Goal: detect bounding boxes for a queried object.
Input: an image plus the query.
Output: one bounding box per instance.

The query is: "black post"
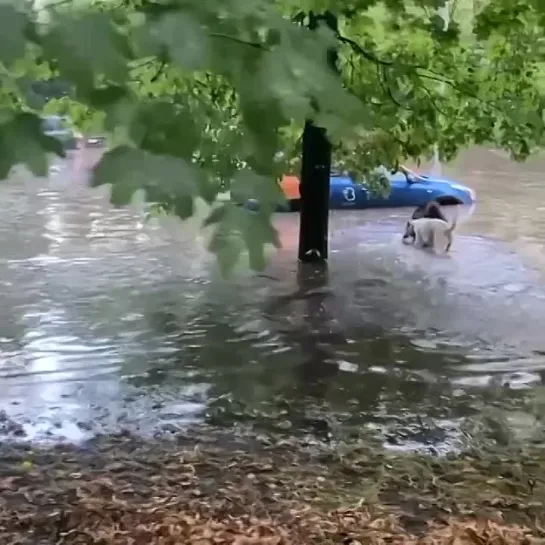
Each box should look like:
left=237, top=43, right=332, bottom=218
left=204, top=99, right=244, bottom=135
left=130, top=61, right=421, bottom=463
left=297, top=121, right=332, bottom=262
left=297, top=11, right=338, bottom=263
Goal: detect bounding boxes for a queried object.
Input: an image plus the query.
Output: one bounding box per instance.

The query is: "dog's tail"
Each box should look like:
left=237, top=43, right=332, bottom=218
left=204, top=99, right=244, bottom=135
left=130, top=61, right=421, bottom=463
left=446, top=211, right=458, bottom=233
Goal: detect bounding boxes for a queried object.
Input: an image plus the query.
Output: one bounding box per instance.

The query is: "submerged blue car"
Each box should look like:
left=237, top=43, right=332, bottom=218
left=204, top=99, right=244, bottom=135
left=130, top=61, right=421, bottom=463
left=246, top=165, right=476, bottom=212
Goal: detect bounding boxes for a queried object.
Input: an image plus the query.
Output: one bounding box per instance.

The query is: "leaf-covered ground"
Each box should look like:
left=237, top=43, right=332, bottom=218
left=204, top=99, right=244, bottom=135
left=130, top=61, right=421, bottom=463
left=1, top=428, right=545, bottom=544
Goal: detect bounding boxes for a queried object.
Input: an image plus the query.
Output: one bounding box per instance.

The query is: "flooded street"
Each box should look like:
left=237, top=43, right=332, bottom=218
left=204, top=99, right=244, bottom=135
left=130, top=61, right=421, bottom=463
left=1, top=146, right=545, bottom=450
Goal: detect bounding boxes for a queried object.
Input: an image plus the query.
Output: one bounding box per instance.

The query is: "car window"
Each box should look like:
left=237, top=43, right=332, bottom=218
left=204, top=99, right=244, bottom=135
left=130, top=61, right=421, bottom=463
left=330, top=166, right=394, bottom=184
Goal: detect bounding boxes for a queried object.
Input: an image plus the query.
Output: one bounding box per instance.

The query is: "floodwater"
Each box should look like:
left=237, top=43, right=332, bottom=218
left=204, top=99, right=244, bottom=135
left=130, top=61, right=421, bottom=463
left=1, top=146, right=545, bottom=450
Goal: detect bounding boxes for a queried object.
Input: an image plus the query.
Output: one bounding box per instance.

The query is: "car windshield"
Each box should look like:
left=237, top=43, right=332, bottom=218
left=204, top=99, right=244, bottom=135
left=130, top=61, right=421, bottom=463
left=330, top=167, right=389, bottom=178
left=398, top=165, right=427, bottom=182
left=42, top=116, right=70, bottom=132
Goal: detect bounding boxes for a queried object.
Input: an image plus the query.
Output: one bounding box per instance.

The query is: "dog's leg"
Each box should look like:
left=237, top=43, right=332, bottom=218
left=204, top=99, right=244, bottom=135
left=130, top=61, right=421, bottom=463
left=416, top=225, right=428, bottom=249
left=413, top=228, right=423, bottom=247
left=410, top=235, right=427, bottom=247
left=430, top=230, right=448, bottom=255
left=445, top=232, right=452, bottom=252
left=436, top=231, right=452, bottom=255
left=402, top=222, right=414, bottom=244
left=430, top=231, right=440, bottom=254
left=415, top=227, right=428, bottom=249
left=436, top=232, right=449, bottom=255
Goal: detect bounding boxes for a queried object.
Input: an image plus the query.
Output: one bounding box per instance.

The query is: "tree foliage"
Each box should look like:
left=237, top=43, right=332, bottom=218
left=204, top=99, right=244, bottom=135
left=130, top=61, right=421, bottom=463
left=0, top=0, right=544, bottom=271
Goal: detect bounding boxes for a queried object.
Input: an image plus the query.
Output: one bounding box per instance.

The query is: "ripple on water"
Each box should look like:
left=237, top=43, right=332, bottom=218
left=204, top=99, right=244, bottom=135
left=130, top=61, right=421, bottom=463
left=0, top=160, right=544, bottom=450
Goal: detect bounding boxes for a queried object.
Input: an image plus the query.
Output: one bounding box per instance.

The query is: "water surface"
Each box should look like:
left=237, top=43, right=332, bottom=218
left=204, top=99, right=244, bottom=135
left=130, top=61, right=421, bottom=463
left=1, top=147, right=544, bottom=450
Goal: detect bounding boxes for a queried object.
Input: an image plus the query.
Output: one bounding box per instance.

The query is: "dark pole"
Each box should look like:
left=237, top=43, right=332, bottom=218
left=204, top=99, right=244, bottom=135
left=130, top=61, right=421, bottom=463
left=297, top=11, right=338, bottom=263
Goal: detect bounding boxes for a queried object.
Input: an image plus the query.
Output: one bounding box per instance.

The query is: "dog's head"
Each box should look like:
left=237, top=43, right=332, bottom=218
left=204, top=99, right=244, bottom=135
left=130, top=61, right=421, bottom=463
left=411, top=205, right=428, bottom=220
left=402, top=220, right=416, bottom=243
left=412, top=200, right=447, bottom=222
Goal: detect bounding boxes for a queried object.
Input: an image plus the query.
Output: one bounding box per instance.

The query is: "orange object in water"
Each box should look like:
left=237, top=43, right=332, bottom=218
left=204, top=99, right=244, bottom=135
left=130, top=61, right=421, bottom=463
left=280, top=175, right=301, bottom=200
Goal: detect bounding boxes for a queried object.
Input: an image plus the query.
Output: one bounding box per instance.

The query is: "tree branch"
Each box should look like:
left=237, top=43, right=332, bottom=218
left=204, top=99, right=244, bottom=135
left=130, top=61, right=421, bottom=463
left=337, top=31, right=507, bottom=116
left=379, top=65, right=411, bottom=109
left=419, top=83, right=449, bottom=118
left=414, top=69, right=504, bottom=114
left=337, top=32, right=464, bottom=89
left=209, top=33, right=266, bottom=50
left=337, top=35, right=393, bottom=66
left=150, top=59, right=166, bottom=82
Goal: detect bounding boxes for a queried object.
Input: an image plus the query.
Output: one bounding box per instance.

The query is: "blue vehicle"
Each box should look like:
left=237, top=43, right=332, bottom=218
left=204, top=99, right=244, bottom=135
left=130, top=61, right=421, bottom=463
left=285, top=166, right=475, bottom=211
left=246, top=165, right=476, bottom=212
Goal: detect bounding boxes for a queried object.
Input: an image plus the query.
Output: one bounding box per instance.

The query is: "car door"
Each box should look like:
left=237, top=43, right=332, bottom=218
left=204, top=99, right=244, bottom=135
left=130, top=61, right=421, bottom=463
left=330, top=176, right=369, bottom=209
left=384, top=173, right=415, bottom=207
left=360, top=171, right=395, bottom=208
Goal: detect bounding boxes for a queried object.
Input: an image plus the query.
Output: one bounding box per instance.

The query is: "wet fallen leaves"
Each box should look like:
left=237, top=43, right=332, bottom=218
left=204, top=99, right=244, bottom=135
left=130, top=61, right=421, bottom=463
left=0, top=431, right=544, bottom=544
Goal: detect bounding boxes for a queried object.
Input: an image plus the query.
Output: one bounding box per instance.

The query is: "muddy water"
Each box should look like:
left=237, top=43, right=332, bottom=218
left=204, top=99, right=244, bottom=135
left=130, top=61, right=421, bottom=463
left=0, top=147, right=544, bottom=449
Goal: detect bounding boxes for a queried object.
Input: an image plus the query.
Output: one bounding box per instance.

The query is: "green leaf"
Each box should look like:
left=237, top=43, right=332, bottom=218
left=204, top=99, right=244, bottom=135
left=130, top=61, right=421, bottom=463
left=230, top=169, right=286, bottom=210
left=91, top=145, right=203, bottom=209
left=210, top=230, right=245, bottom=276
left=0, top=4, right=27, bottom=66
left=203, top=204, right=228, bottom=228
left=0, top=112, right=65, bottom=179
left=129, top=100, right=200, bottom=160
left=150, top=11, right=211, bottom=71
left=173, top=195, right=195, bottom=220
left=206, top=202, right=280, bottom=275
left=41, top=11, right=130, bottom=93
left=86, top=85, right=128, bottom=109
left=206, top=204, right=245, bottom=275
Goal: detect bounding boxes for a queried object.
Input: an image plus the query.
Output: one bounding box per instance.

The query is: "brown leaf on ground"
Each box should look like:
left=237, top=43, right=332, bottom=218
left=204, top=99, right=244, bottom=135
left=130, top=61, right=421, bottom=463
left=0, top=431, right=544, bottom=544
left=413, top=518, right=538, bottom=545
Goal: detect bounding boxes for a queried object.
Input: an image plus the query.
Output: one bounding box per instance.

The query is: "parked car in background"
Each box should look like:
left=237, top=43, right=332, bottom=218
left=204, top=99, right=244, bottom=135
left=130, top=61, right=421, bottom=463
left=41, top=115, right=82, bottom=150
left=269, top=165, right=476, bottom=212
left=83, top=135, right=107, bottom=148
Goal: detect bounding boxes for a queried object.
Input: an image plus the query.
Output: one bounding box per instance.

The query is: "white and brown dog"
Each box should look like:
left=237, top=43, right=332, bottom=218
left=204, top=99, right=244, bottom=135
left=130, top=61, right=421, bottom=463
left=402, top=200, right=448, bottom=244
left=403, top=216, right=457, bottom=254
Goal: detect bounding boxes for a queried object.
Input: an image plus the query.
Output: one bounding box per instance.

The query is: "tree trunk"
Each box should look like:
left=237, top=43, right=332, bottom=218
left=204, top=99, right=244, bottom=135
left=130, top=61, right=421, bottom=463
left=297, top=11, right=338, bottom=264
left=297, top=120, right=332, bottom=262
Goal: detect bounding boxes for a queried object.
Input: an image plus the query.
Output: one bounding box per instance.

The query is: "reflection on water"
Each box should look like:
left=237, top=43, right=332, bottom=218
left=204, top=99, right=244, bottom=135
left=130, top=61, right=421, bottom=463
left=0, top=147, right=545, bottom=449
